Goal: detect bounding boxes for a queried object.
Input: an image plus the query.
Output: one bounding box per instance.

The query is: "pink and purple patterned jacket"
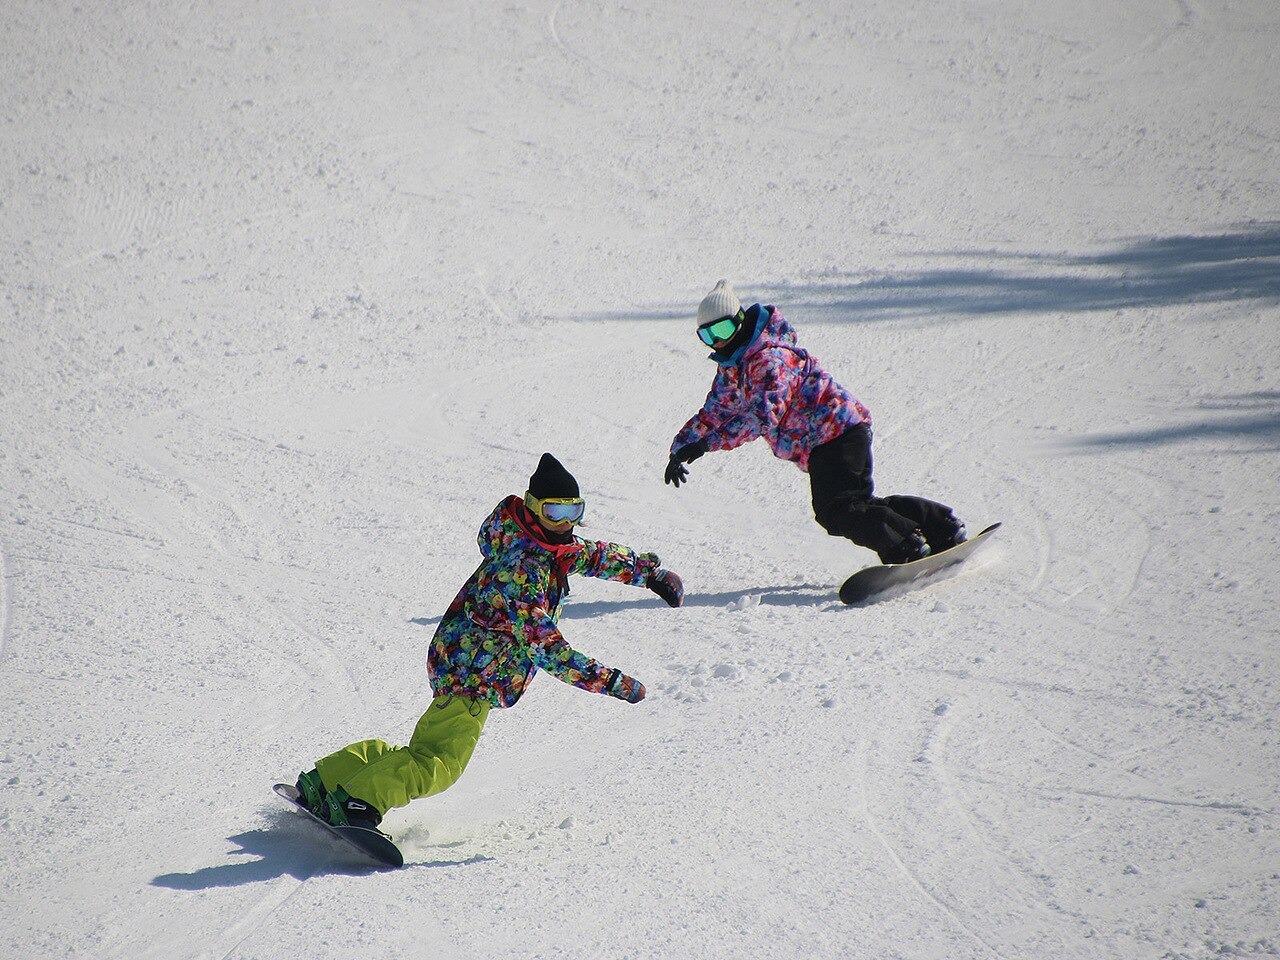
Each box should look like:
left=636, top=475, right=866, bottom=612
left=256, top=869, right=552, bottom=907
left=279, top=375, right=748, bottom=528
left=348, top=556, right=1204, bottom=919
left=428, top=496, right=659, bottom=708
left=671, top=305, right=871, bottom=472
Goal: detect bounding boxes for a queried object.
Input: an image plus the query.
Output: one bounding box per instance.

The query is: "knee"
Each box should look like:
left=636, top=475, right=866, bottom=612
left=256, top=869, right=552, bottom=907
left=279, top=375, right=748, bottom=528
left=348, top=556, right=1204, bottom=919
left=815, top=494, right=876, bottom=539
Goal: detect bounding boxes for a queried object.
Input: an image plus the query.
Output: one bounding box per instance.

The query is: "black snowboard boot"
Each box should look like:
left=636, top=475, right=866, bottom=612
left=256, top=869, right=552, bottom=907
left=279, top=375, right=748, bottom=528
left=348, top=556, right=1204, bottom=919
left=879, top=529, right=931, bottom=565
left=927, top=516, right=968, bottom=555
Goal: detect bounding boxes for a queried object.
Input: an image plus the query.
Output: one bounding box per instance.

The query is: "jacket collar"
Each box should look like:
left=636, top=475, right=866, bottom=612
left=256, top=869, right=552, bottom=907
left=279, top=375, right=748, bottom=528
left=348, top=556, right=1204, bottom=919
left=506, top=497, right=580, bottom=559
left=709, top=303, right=769, bottom=366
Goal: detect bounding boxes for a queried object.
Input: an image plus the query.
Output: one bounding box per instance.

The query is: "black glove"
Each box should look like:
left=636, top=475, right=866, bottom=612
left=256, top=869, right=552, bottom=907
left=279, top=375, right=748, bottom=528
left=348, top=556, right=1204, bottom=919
left=646, top=569, right=684, bottom=607
left=605, top=669, right=646, bottom=703
left=676, top=439, right=708, bottom=463
left=663, top=439, right=708, bottom=487
left=664, top=457, right=688, bottom=486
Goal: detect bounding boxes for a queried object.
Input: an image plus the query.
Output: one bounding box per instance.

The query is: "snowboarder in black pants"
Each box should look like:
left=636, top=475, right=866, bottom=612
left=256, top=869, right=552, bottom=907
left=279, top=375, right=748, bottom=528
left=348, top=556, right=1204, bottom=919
left=665, top=280, right=966, bottom=564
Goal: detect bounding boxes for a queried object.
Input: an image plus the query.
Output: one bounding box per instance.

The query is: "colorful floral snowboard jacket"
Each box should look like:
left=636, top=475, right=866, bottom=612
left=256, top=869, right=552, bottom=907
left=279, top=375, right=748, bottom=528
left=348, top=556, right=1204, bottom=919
left=428, top=496, right=660, bottom=708
left=671, top=305, right=871, bottom=472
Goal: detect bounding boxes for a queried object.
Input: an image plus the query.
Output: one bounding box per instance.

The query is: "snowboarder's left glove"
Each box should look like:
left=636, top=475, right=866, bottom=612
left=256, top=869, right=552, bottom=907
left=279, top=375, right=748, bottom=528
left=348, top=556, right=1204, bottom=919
left=605, top=669, right=646, bottom=703
left=646, top=569, right=684, bottom=607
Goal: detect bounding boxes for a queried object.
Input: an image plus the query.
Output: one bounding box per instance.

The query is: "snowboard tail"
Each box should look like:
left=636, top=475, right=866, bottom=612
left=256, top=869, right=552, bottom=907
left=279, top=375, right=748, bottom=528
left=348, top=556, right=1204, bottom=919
left=273, top=783, right=404, bottom=868
left=840, top=522, right=1002, bottom=605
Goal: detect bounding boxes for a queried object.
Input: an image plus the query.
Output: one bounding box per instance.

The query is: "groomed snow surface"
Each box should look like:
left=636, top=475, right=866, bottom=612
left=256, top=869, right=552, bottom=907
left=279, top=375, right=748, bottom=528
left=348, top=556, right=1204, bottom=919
left=2, top=1, right=1278, bottom=958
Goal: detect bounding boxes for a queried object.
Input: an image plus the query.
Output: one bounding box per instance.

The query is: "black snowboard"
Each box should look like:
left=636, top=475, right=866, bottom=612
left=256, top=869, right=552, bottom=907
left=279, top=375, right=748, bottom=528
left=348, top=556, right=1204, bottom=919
left=839, top=522, right=1002, bottom=605
left=273, top=783, right=404, bottom=868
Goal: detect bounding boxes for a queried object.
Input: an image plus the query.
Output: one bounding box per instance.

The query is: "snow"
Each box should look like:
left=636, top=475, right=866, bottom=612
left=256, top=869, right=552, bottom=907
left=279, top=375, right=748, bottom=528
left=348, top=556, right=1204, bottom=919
left=2, top=0, right=1278, bottom=957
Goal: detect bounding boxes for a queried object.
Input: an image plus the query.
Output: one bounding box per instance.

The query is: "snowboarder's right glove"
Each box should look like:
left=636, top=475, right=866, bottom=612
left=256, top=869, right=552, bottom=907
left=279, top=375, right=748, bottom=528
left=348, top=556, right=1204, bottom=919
left=605, top=669, right=646, bottom=703
left=664, top=439, right=708, bottom=487
left=664, top=457, right=688, bottom=486
left=646, top=569, right=684, bottom=607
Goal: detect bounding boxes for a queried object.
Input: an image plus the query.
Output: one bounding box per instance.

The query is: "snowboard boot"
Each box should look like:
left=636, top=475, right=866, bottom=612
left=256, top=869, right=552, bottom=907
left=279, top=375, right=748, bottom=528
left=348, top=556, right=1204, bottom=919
left=323, top=786, right=383, bottom=831
left=296, top=768, right=328, bottom=817
left=927, top=517, right=968, bottom=555
left=879, top=529, right=931, bottom=565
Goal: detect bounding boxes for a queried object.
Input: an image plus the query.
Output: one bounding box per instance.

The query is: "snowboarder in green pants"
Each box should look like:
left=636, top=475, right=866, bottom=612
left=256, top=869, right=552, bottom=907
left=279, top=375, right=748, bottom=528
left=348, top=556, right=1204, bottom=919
left=295, top=453, right=685, bottom=831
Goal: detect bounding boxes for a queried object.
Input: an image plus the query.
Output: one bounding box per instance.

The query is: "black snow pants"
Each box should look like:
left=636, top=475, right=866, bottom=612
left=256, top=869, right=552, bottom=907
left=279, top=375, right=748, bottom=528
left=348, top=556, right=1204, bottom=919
left=808, top=423, right=958, bottom=560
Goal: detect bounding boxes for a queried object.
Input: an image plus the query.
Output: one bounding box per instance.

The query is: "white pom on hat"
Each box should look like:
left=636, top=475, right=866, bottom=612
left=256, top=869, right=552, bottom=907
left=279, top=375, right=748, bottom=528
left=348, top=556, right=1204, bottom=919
left=696, top=279, right=742, bottom=326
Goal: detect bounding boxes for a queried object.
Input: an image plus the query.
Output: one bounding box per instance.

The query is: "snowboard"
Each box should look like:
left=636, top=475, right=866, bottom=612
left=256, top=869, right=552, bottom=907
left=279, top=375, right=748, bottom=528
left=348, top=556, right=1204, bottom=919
left=272, top=783, right=404, bottom=868
left=839, top=522, right=1002, bottom=605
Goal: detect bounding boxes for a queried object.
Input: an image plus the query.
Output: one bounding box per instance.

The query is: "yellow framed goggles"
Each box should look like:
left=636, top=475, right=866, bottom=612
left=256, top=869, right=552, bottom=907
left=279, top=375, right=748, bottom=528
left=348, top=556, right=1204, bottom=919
left=525, top=491, right=585, bottom=525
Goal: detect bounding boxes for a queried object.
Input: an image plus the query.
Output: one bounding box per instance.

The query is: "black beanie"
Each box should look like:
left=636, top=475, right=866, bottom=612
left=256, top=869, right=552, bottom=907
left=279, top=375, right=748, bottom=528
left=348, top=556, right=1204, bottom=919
left=528, top=453, right=579, bottom=499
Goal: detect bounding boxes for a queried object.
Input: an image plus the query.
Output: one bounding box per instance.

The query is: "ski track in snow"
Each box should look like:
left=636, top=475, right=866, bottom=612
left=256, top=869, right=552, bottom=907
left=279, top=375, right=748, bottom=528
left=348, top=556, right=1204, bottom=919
left=857, top=733, right=1013, bottom=959
left=930, top=706, right=1104, bottom=956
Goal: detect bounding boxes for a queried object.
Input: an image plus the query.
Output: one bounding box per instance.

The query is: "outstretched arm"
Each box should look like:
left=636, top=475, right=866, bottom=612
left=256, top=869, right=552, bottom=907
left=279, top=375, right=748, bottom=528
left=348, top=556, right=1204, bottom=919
left=570, top=543, right=684, bottom=607
left=522, top=606, right=646, bottom=702
left=665, top=366, right=766, bottom=486
left=668, top=367, right=743, bottom=456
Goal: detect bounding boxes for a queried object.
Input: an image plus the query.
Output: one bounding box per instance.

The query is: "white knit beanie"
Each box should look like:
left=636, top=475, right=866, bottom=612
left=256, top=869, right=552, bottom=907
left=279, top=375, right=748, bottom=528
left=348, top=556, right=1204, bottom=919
left=696, top=279, right=742, bottom=326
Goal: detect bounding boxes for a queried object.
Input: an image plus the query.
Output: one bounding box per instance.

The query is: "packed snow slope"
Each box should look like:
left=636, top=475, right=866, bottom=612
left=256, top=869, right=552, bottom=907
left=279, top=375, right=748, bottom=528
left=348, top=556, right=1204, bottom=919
left=2, top=1, right=1278, bottom=958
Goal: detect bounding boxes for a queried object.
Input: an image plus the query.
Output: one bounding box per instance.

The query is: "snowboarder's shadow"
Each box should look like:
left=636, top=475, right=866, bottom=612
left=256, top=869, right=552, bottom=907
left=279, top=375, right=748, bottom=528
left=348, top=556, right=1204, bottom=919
left=409, top=584, right=834, bottom=630
left=561, top=584, right=836, bottom=617
left=151, top=813, right=492, bottom=889
left=151, top=828, right=379, bottom=890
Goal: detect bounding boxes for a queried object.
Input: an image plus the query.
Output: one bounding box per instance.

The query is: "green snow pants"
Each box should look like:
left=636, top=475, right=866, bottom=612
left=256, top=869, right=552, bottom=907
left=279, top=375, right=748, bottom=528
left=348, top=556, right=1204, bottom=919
left=315, top=695, right=490, bottom=814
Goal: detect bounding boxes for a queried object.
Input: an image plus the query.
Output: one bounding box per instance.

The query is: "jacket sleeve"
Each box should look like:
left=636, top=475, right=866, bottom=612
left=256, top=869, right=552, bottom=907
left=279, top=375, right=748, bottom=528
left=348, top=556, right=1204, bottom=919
left=568, top=541, right=661, bottom=585
left=670, top=367, right=759, bottom=455
left=520, top=601, right=619, bottom=695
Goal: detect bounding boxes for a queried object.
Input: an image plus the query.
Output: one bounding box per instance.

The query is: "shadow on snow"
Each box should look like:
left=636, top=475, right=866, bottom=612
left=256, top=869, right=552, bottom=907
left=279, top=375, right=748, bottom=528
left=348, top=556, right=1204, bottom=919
left=575, top=225, right=1280, bottom=454
left=1060, top=391, right=1280, bottom=453
left=151, top=820, right=385, bottom=889
left=150, top=812, right=491, bottom=889
left=578, top=223, right=1280, bottom=324
left=408, top=584, right=842, bottom=631
left=561, top=584, right=839, bottom=618
left=795, top=225, right=1280, bottom=320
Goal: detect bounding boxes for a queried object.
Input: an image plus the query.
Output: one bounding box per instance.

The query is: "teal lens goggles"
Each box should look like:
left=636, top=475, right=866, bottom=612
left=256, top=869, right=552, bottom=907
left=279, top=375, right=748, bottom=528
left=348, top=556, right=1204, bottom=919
left=697, top=311, right=743, bottom=347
